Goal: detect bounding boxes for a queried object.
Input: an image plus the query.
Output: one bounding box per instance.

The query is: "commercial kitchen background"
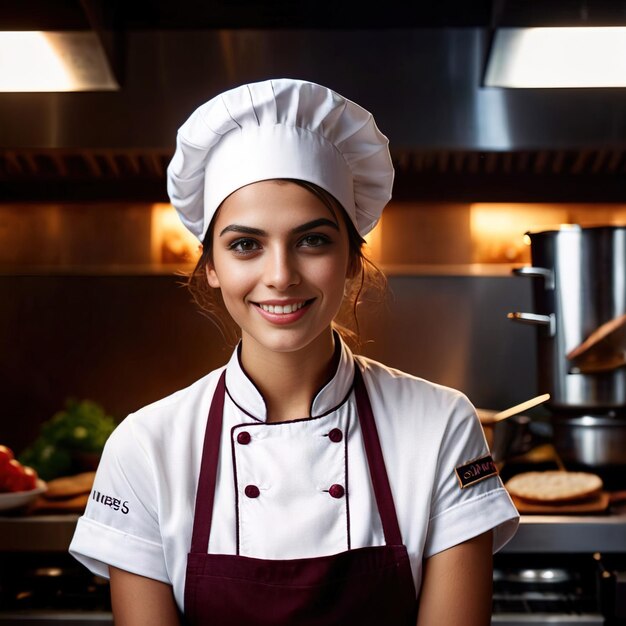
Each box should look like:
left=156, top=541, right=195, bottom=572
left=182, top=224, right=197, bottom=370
left=2, top=0, right=626, bottom=453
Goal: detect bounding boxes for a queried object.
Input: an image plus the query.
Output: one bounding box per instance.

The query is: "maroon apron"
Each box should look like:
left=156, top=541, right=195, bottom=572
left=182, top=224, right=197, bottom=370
left=183, top=364, right=417, bottom=625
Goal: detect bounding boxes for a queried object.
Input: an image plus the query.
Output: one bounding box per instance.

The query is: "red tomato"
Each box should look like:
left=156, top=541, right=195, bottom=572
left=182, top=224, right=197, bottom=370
left=20, top=466, right=38, bottom=491
left=0, top=448, right=15, bottom=492
left=0, top=445, right=14, bottom=471
left=3, top=459, right=27, bottom=493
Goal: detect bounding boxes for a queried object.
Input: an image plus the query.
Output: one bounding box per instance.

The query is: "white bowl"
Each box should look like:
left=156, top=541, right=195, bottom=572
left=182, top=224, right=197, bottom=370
left=0, top=479, right=47, bottom=512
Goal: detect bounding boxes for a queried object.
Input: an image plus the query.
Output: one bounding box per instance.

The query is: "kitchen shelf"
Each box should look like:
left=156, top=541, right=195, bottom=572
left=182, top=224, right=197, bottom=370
left=0, top=264, right=196, bottom=276
left=382, top=263, right=520, bottom=277
left=0, top=263, right=521, bottom=278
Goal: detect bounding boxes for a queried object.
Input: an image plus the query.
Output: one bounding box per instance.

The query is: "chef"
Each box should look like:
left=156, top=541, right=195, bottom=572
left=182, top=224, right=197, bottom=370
left=69, top=78, right=520, bottom=625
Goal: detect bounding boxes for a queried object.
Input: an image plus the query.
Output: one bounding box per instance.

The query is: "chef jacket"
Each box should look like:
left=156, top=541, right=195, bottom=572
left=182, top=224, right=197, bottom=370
left=69, top=336, right=520, bottom=612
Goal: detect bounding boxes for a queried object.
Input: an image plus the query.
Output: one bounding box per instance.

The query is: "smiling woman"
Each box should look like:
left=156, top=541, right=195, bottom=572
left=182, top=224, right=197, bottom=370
left=68, top=78, right=520, bottom=626
left=188, top=178, right=383, bottom=349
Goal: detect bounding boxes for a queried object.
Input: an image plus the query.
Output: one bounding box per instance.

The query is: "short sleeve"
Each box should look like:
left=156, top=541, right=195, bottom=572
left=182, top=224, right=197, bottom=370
left=68, top=415, right=170, bottom=583
left=423, top=395, right=519, bottom=558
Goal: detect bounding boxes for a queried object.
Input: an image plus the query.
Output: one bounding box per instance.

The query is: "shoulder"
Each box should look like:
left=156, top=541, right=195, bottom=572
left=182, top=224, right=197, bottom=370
left=355, top=354, right=474, bottom=418
left=353, top=354, right=480, bottom=455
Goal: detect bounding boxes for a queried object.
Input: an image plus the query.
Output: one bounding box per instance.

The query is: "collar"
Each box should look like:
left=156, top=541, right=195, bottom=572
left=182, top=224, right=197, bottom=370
left=224, top=332, right=356, bottom=423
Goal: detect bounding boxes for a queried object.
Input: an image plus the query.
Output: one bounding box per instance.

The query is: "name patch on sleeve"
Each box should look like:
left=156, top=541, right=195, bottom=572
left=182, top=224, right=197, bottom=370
left=455, top=454, right=498, bottom=489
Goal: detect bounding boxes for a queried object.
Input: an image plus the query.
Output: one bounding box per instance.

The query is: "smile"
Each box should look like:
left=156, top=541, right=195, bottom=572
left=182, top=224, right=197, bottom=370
left=258, top=301, right=308, bottom=315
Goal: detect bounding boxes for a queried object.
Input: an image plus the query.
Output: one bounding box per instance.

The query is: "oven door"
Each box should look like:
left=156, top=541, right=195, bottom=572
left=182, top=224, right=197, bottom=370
left=491, top=559, right=606, bottom=626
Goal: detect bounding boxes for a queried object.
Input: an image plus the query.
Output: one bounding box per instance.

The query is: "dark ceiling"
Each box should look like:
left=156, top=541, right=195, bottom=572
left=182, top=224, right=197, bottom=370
left=0, top=0, right=489, bottom=29
left=3, top=0, right=626, bottom=31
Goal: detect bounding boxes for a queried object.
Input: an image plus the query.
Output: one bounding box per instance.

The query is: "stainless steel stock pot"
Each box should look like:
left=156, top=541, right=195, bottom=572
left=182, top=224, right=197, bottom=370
left=509, top=224, right=626, bottom=414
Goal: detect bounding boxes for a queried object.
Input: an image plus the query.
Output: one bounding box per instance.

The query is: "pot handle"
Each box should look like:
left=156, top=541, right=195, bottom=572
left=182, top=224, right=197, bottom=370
left=507, top=312, right=556, bottom=336
left=512, top=266, right=555, bottom=290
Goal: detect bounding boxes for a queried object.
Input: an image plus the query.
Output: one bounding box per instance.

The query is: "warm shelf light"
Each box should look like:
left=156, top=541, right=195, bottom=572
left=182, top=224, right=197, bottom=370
left=485, top=27, right=626, bottom=88
left=470, top=204, right=569, bottom=263
left=0, top=31, right=119, bottom=92
left=151, top=204, right=202, bottom=265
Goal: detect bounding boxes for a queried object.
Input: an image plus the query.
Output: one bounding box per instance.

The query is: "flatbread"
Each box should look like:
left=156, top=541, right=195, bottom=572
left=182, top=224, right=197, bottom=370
left=44, top=471, right=96, bottom=499
left=505, top=470, right=603, bottom=503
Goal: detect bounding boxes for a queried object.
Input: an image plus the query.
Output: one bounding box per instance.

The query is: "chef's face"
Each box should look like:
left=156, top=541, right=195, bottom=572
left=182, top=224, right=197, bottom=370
left=206, top=180, right=353, bottom=357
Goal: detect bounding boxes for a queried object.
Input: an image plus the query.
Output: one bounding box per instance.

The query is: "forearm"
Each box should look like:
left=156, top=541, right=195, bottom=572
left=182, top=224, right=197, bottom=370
left=416, top=531, right=493, bottom=626
left=110, top=566, right=182, bottom=626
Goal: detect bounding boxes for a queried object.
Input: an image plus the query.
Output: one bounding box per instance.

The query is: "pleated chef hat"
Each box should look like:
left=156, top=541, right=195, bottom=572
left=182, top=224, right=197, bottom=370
left=166, top=78, right=394, bottom=241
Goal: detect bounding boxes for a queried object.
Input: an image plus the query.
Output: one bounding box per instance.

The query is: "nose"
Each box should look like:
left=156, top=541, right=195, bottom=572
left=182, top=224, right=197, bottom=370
left=263, top=246, right=300, bottom=290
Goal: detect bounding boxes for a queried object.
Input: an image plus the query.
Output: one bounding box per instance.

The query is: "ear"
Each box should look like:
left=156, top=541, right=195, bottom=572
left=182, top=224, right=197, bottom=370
left=205, top=264, right=221, bottom=288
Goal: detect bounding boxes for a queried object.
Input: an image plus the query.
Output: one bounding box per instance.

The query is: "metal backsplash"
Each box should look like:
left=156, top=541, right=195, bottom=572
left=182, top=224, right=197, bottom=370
left=0, top=271, right=536, bottom=454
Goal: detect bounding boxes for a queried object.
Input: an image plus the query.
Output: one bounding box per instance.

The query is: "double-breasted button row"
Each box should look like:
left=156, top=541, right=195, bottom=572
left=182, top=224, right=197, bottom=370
left=243, top=483, right=345, bottom=499
left=238, top=429, right=343, bottom=445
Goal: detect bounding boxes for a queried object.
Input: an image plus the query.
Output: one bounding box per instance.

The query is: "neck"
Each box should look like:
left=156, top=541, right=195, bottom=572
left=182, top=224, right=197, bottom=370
left=240, top=329, right=337, bottom=422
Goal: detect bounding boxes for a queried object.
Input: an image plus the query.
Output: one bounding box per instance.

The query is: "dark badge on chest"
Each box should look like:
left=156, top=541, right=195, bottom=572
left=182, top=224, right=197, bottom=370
left=455, top=454, right=498, bottom=489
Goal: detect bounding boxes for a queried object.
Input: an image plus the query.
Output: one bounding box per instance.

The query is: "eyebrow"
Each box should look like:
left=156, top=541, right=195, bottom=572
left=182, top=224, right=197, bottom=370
left=219, top=218, right=339, bottom=237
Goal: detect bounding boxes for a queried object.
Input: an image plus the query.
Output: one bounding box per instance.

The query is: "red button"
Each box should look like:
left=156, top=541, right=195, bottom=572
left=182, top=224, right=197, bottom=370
left=245, top=485, right=260, bottom=498
left=328, top=484, right=345, bottom=498
left=237, top=431, right=251, bottom=445
left=328, top=428, right=343, bottom=443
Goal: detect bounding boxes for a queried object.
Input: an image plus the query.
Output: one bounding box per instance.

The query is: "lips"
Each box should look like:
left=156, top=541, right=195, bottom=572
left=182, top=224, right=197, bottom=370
left=258, top=301, right=307, bottom=315
left=253, top=299, right=314, bottom=323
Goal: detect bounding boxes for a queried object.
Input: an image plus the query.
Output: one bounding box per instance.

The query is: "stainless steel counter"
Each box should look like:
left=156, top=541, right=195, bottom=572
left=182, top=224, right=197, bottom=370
left=0, top=515, right=80, bottom=552
left=502, top=508, right=626, bottom=554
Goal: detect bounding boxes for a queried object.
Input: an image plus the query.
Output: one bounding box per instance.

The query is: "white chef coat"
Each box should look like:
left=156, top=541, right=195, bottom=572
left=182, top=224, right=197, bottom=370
left=69, top=336, right=519, bottom=611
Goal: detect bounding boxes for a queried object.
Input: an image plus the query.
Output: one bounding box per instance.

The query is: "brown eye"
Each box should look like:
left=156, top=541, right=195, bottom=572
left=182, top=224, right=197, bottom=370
left=299, top=234, right=330, bottom=248
left=228, top=238, right=261, bottom=254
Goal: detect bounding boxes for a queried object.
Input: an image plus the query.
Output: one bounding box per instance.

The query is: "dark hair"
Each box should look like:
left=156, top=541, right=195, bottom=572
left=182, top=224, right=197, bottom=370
left=185, top=179, right=387, bottom=350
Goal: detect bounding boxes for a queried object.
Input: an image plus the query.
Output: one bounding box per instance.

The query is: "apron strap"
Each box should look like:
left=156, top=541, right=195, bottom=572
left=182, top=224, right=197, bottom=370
left=190, top=370, right=226, bottom=554
left=352, top=364, right=404, bottom=547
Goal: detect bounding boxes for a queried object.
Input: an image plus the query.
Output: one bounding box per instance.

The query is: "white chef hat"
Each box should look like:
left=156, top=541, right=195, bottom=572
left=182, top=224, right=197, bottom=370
left=166, top=78, right=394, bottom=241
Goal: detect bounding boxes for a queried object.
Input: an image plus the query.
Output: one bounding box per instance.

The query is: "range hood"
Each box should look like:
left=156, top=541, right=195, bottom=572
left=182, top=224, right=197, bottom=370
left=1, top=3, right=626, bottom=202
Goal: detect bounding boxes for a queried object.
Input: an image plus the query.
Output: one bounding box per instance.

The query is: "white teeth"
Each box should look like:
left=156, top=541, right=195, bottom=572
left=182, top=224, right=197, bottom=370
left=259, top=302, right=306, bottom=314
